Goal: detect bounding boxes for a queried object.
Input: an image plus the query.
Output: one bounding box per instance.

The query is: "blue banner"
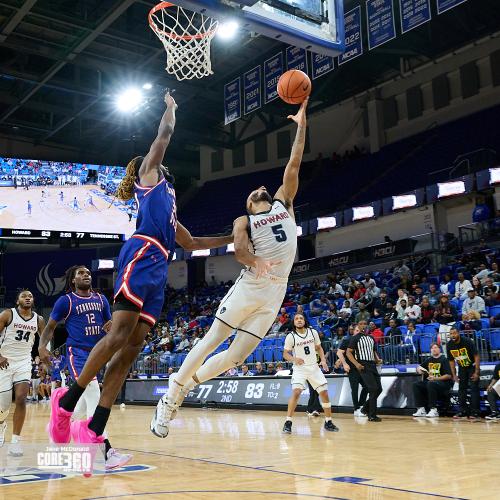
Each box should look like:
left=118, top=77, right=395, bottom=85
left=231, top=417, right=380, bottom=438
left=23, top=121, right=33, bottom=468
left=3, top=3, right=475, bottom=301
left=399, top=0, right=431, bottom=33
left=286, top=46, right=308, bottom=73
left=311, top=53, right=335, bottom=79
left=224, top=77, right=241, bottom=125
left=338, top=6, right=363, bottom=65
left=264, top=52, right=283, bottom=104
left=436, top=0, right=467, bottom=15
left=366, top=0, right=396, bottom=50
left=243, top=66, right=262, bottom=115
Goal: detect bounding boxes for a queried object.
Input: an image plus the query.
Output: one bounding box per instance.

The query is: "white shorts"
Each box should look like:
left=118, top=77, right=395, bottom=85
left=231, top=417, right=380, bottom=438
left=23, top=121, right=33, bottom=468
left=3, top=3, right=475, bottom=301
left=291, top=364, right=328, bottom=392
left=0, top=358, right=31, bottom=393
left=215, top=270, right=287, bottom=339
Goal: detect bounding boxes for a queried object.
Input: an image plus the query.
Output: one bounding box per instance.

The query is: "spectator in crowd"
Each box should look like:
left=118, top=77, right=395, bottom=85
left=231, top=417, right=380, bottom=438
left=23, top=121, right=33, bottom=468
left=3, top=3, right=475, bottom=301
left=365, top=282, right=381, bottom=301
left=167, top=367, right=174, bottom=378
left=472, top=196, right=491, bottom=223
left=254, top=362, right=267, bottom=376
left=490, top=261, right=500, bottom=281
left=394, top=261, right=411, bottom=280
left=327, top=277, right=344, bottom=297
left=175, top=334, right=190, bottom=352
left=128, top=370, right=139, bottom=379
left=434, top=296, right=456, bottom=325
left=266, top=363, right=276, bottom=376
left=368, top=321, right=384, bottom=345
left=355, top=303, right=371, bottom=323
left=447, top=327, right=480, bottom=420
left=275, top=362, right=285, bottom=374
left=385, top=319, right=401, bottom=343
left=471, top=276, right=482, bottom=295
left=412, top=343, right=453, bottom=418
left=340, top=272, right=354, bottom=291
left=353, top=283, right=366, bottom=302
left=427, top=283, right=441, bottom=306
left=240, top=365, right=253, bottom=376
left=396, top=299, right=407, bottom=322
left=420, top=297, right=435, bottom=324
left=338, top=300, right=352, bottom=321
left=404, top=296, right=421, bottom=323
left=373, top=289, right=389, bottom=318
left=224, top=367, right=238, bottom=376
left=396, top=289, right=408, bottom=309
left=412, top=286, right=425, bottom=305
left=454, top=272, right=473, bottom=300
left=362, top=274, right=376, bottom=289
left=460, top=310, right=482, bottom=332
left=486, top=362, right=500, bottom=420
left=482, top=277, right=499, bottom=297
left=474, top=263, right=490, bottom=284
left=439, top=274, right=453, bottom=296
left=400, top=323, right=418, bottom=363
left=462, top=289, right=486, bottom=317
left=310, top=296, right=331, bottom=317
left=382, top=302, right=398, bottom=329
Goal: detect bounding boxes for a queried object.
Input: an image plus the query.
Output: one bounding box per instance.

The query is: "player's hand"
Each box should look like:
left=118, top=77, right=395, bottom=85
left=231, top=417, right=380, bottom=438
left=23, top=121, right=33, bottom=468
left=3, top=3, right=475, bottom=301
left=287, top=97, right=308, bottom=126
left=294, top=357, right=305, bottom=366
left=428, top=375, right=436, bottom=381
left=165, top=92, right=178, bottom=110
left=0, top=355, right=9, bottom=370
left=39, top=346, right=52, bottom=367
left=254, top=256, right=282, bottom=279
left=103, top=320, right=112, bottom=333
left=470, top=372, right=479, bottom=382
left=321, top=361, right=329, bottom=373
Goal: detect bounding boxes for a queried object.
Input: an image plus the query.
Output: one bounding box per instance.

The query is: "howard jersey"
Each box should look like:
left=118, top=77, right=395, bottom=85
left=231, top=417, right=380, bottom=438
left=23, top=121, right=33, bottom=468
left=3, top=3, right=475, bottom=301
left=50, top=292, right=112, bottom=349
left=248, top=199, right=297, bottom=279
left=133, top=178, right=177, bottom=256
left=0, top=308, right=39, bottom=362
left=284, top=328, right=321, bottom=366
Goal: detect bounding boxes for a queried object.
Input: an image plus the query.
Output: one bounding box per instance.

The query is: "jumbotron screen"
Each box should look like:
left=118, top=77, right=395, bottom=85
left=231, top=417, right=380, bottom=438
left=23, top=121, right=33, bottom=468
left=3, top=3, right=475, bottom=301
left=0, top=156, right=134, bottom=240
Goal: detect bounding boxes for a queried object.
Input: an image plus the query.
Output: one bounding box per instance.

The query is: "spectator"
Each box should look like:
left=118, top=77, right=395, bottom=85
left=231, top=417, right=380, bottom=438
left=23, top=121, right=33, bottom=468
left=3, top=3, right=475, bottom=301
left=447, top=327, right=480, bottom=420
left=485, top=362, right=500, bottom=420
left=461, top=289, right=486, bottom=317
left=472, top=196, right=491, bottom=223
left=275, top=362, right=285, bottom=374
left=224, top=367, right=238, bottom=376
left=365, top=282, right=381, bottom=301
left=128, top=370, right=139, bottom=379
left=460, top=311, right=482, bottom=332
left=266, top=363, right=276, bottom=375
left=413, top=286, right=425, bottom=305
left=454, top=272, right=473, bottom=300
left=385, top=319, right=401, bottom=343
left=396, top=289, right=409, bottom=309
left=474, top=263, right=491, bottom=284
left=368, top=321, right=384, bottom=345
left=338, top=300, right=352, bottom=321
left=439, top=274, right=453, bottom=296
left=393, top=261, right=412, bottom=280
left=254, top=362, right=267, bottom=376
left=396, top=299, right=407, bottom=322
left=382, top=302, right=398, bottom=329
left=471, top=276, right=482, bottom=295
left=412, top=343, right=453, bottom=418
left=362, top=274, right=376, bottom=289
left=175, top=334, right=190, bottom=352
left=240, top=365, right=253, bottom=376
left=401, top=323, right=418, bottom=362
left=353, top=283, right=366, bottom=302
left=482, top=277, right=499, bottom=297
left=404, top=297, right=421, bottom=323
left=327, top=278, right=344, bottom=297
left=420, top=297, right=435, bottom=324
left=434, top=296, right=456, bottom=325
left=310, top=296, right=331, bottom=317
left=167, top=367, right=174, bottom=378
left=427, top=283, right=441, bottom=306
left=355, top=303, right=371, bottom=323
left=373, top=289, right=389, bottom=318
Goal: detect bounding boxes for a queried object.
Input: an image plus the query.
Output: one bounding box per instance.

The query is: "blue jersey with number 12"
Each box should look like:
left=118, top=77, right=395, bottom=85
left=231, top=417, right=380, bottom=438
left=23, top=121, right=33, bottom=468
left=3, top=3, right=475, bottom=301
left=50, top=292, right=111, bottom=349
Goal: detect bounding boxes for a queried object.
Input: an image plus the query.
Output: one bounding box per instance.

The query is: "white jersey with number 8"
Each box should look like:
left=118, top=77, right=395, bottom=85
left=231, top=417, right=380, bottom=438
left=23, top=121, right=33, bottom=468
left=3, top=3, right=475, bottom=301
left=284, top=328, right=321, bottom=366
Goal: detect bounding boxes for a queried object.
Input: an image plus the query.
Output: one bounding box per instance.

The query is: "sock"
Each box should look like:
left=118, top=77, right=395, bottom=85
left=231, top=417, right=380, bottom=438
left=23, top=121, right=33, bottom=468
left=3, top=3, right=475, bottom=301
left=325, top=417, right=332, bottom=423
left=104, top=438, right=112, bottom=457
left=167, top=379, right=182, bottom=402
left=59, top=383, right=86, bottom=412
left=88, top=406, right=111, bottom=437
left=286, top=417, right=292, bottom=422
left=11, top=434, right=20, bottom=443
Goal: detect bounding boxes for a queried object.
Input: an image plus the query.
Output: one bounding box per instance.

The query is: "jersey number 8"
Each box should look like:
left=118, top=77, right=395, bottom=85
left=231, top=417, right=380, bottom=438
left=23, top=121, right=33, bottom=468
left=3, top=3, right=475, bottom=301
left=304, top=346, right=311, bottom=355
left=14, top=330, right=31, bottom=342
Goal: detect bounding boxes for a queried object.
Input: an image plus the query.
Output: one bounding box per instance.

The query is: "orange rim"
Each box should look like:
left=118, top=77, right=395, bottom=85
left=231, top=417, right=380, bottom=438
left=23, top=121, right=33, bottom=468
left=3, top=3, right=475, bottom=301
left=148, top=1, right=217, bottom=41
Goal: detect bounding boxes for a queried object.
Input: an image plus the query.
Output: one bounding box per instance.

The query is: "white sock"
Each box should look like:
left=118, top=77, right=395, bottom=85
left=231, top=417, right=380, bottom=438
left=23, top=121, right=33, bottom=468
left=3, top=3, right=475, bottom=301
left=11, top=434, right=20, bottom=443
left=286, top=417, right=292, bottom=422
left=325, top=417, right=332, bottom=423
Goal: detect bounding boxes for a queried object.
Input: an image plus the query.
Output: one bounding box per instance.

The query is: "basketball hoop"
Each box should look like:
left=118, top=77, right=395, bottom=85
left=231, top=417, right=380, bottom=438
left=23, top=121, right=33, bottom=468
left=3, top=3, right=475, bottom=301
left=148, top=2, right=219, bottom=81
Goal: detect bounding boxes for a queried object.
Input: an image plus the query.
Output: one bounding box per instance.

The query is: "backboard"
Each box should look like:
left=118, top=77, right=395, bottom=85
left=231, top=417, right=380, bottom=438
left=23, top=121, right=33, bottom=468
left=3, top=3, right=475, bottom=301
left=174, top=0, right=345, bottom=56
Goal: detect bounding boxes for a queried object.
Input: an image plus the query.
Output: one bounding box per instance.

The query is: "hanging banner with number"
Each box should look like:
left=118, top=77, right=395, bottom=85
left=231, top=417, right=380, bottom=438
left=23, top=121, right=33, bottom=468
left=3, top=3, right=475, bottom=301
left=224, top=77, right=241, bottom=125
left=311, top=53, right=335, bottom=79
left=436, top=0, right=467, bottom=14
left=264, top=52, right=283, bottom=104
left=366, top=0, right=396, bottom=50
left=243, top=66, right=262, bottom=115
left=339, top=6, right=363, bottom=65
left=286, top=46, right=308, bottom=73
left=399, top=0, right=431, bottom=33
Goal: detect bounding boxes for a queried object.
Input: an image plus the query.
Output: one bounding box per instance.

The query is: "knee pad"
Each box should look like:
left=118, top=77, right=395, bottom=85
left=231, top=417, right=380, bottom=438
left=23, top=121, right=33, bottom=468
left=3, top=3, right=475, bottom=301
left=321, top=401, right=331, bottom=409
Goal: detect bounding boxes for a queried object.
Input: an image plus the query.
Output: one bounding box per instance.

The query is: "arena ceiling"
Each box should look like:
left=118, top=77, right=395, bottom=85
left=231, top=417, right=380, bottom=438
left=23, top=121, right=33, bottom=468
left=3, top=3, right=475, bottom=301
left=0, top=0, right=499, bottom=177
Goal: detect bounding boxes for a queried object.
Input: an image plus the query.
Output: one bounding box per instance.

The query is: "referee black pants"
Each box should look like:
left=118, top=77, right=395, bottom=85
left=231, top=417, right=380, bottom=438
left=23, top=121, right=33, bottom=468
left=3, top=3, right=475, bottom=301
left=359, top=362, right=382, bottom=418
left=348, top=369, right=368, bottom=410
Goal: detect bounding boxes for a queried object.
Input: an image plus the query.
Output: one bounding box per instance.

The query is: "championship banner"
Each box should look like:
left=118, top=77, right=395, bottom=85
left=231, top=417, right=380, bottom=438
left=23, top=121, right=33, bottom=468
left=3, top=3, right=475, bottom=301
left=338, top=6, right=363, bottom=65
left=436, top=0, right=467, bottom=15
left=311, top=53, right=335, bottom=80
left=399, top=0, right=431, bottom=33
left=224, top=77, right=241, bottom=125
left=286, top=46, right=308, bottom=73
left=264, top=52, right=284, bottom=104
left=366, top=0, right=397, bottom=50
left=243, top=66, right=262, bottom=115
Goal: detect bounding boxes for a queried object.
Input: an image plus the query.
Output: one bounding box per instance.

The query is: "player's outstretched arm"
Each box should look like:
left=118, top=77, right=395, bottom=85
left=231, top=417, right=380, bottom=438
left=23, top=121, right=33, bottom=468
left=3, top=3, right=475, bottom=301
left=176, top=222, right=233, bottom=251
left=139, top=92, right=177, bottom=187
left=39, top=318, right=58, bottom=366
left=274, top=97, right=308, bottom=210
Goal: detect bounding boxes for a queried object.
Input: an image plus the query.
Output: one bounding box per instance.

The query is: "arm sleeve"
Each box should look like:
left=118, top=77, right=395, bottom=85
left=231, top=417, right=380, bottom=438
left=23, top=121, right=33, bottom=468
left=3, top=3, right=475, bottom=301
left=50, top=295, right=71, bottom=322
left=101, top=295, right=112, bottom=322
left=284, top=333, right=294, bottom=351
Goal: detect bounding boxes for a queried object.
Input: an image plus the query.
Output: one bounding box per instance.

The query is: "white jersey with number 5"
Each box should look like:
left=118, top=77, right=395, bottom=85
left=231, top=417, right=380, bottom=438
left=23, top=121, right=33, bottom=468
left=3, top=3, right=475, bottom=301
left=284, top=328, right=321, bottom=366
left=0, top=308, right=39, bottom=362
left=248, top=199, right=297, bottom=279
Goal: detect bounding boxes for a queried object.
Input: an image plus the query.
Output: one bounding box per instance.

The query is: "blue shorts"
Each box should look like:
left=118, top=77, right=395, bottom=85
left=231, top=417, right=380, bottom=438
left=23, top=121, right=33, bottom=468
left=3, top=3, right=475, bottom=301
left=114, top=234, right=170, bottom=326
left=51, top=372, right=62, bottom=382
left=67, top=346, right=95, bottom=381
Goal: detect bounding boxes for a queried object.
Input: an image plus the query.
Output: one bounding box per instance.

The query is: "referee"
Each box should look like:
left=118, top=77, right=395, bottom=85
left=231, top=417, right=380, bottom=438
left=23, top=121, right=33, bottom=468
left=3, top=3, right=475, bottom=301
left=347, top=328, right=383, bottom=422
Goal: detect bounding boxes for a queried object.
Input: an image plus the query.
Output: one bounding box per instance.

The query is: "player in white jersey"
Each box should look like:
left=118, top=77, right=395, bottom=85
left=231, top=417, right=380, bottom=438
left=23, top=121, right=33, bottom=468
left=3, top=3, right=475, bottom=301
left=282, top=313, right=338, bottom=433
left=0, top=290, right=45, bottom=455
left=151, top=98, right=309, bottom=438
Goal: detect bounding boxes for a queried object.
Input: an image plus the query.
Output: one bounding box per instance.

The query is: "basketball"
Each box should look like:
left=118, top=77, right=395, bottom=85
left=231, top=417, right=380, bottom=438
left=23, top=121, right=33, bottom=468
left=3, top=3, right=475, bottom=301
left=277, top=70, right=311, bottom=105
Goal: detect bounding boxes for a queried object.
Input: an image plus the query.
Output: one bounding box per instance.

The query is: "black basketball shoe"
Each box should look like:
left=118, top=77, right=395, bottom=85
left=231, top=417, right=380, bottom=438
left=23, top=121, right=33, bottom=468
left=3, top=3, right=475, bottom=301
left=282, top=420, right=292, bottom=434
left=324, top=420, right=339, bottom=432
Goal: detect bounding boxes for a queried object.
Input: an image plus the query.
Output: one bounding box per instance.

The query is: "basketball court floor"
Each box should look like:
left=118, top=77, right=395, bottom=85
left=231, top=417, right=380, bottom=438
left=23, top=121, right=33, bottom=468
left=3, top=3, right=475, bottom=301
left=2, top=404, right=498, bottom=499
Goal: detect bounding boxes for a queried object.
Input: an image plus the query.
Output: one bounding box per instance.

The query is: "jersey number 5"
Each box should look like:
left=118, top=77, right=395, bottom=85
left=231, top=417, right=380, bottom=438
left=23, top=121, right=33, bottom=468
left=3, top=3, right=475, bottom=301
left=272, top=224, right=287, bottom=242
left=14, top=330, right=31, bottom=342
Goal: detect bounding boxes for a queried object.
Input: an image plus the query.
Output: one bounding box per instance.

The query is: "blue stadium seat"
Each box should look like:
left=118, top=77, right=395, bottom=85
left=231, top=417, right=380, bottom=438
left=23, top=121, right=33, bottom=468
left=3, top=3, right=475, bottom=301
left=423, top=324, right=439, bottom=334
left=245, top=352, right=255, bottom=364
left=263, top=348, right=274, bottom=363
left=419, top=335, right=434, bottom=354
left=273, top=347, right=282, bottom=362
left=254, top=348, right=264, bottom=362
left=490, top=305, right=500, bottom=317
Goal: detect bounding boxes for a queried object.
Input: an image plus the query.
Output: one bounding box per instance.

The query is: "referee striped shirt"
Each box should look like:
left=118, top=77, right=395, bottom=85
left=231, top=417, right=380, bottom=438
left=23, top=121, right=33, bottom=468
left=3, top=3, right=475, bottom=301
left=348, top=333, right=376, bottom=362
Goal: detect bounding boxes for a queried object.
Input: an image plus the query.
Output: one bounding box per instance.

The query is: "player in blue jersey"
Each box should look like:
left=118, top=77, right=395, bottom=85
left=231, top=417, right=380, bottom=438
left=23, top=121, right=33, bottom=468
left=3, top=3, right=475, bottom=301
left=39, top=265, right=132, bottom=469
left=46, top=92, right=233, bottom=449
left=50, top=349, right=66, bottom=389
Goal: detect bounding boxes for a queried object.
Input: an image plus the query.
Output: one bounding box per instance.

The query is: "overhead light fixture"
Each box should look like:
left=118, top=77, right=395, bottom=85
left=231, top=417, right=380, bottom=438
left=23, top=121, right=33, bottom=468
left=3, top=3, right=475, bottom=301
left=217, top=20, right=239, bottom=40
left=142, top=82, right=153, bottom=90
left=115, top=88, right=143, bottom=112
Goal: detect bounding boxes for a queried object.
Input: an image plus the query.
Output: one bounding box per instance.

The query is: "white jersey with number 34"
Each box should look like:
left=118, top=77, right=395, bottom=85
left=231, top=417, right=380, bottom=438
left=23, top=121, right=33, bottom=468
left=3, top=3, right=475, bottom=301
left=0, top=308, right=39, bottom=362
left=284, top=328, right=321, bottom=366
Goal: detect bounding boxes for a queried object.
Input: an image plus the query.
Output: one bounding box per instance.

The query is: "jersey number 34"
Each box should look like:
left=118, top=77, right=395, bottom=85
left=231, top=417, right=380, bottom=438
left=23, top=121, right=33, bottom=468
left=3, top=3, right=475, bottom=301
left=14, top=330, right=31, bottom=342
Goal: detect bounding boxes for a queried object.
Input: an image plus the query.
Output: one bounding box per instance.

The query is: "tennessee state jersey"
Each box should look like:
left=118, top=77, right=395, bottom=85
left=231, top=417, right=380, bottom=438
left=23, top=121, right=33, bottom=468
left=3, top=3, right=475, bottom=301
left=0, top=308, right=39, bottom=362
left=248, top=199, right=297, bottom=279
left=51, top=355, right=66, bottom=373
left=284, top=328, right=321, bottom=366
left=50, top=292, right=112, bottom=350
left=133, top=178, right=177, bottom=256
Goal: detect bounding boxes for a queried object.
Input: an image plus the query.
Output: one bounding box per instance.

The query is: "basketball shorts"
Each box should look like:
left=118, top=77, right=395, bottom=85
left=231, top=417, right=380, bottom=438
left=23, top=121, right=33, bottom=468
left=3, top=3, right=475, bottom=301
left=291, top=364, right=328, bottom=392
left=0, top=358, right=31, bottom=393
left=214, top=269, right=288, bottom=340
left=114, top=234, right=170, bottom=326
left=51, top=371, right=62, bottom=382
left=493, top=379, right=500, bottom=397
left=67, top=346, right=97, bottom=381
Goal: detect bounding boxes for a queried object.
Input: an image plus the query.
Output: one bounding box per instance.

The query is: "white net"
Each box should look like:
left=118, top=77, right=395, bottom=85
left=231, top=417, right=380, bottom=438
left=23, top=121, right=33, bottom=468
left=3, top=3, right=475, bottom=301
left=149, top=2, right=219, bottom=81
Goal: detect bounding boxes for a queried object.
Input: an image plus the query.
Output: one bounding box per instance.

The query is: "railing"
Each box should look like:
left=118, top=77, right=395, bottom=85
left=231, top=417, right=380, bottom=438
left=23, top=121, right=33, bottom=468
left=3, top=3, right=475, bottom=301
left=458, top=216, right=500, bottom=246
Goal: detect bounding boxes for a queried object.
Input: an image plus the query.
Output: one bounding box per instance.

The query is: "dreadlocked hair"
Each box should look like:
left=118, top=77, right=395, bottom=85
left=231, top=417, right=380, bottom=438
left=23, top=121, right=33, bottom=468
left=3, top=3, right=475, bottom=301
left=64, top=265, right=88, bottom=293
left=116, top=156, right=143, bottom=201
